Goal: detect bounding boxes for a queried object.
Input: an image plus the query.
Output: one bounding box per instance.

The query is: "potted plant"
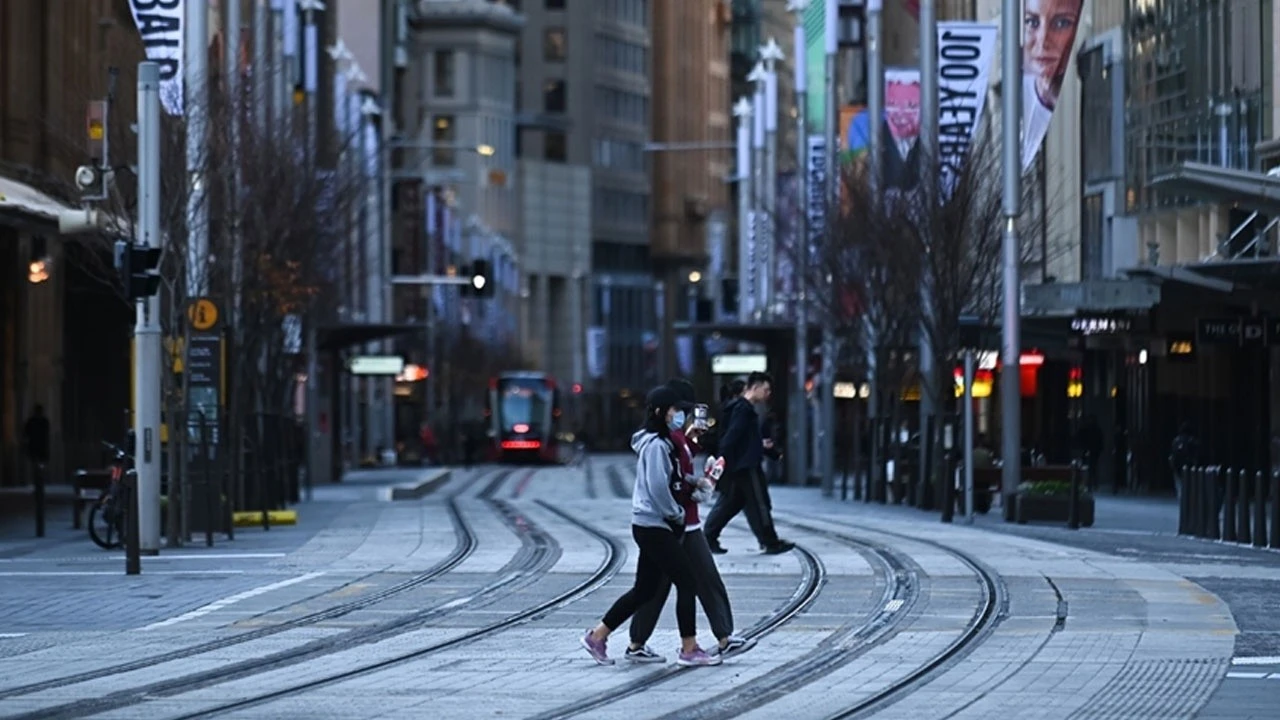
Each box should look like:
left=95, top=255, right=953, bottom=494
left=1015, top=479, right=1094, bottom=526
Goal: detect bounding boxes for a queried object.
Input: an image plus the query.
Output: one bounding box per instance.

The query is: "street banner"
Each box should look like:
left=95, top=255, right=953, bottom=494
left=586, top=327, right=607, bottom=379
left=805, top=135, right=827, bottom=270
left=936, top=22, right=998, bottom=194
left=129, top=0, right=184, bottom=115
left=1019, top=0, right=1084, bottom=170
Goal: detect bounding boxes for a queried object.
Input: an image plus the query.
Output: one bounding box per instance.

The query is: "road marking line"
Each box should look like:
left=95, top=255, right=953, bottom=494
left=884, top=599, right=904, bottom=613
left=0, top=570, right=248, bottom=577
left=1232, top=656, right=1280, bottom=665
left=440, top=597, right=472, bottom=609
left=141, top=572, right=326, bottom=630
left=0, top=552, right=286, bottom=564
left=0, top=633, right=27, bottom=638
left=1226, top=672, right=1271, bottom=679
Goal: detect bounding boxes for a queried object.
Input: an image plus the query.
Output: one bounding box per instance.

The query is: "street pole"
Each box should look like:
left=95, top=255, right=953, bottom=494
left=301, top=0, right=323, bottom=166
left=918, top=0, right=938, bottom=505
left=375, top=0, right=397, bottom=458
left=228, top=0, right=243, bottom=331
left=360, top=96, right=381, bottom=460
left=734, top=97, right=752, bottom=324
left=789, top=1, right=809, bottom=492
left=963, top=347, right=974, bottom=523
left=750, top=70, right=766, bottom=322
left=137, top=62, right=164, bottom=556
left=254, top=0, right=269, bottom=131
left=271, top=1, right=285, bottom=125
left=762, top=40, right=783, bottom=317
left=819, top=0, right=837, bottom=495
left=1000, top=0, right=1024, bottom=519
left=185, top=0, right=208, bottom=297
left=865, top=0, right=883, bottom=499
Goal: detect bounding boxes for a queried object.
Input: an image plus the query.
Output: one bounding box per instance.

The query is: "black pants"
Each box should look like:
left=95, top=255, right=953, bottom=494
left=629, top=528, right=733, bottom=645
left=602, top=525, right=699, bottom=638
left=704, top=467, right=780, bottom=547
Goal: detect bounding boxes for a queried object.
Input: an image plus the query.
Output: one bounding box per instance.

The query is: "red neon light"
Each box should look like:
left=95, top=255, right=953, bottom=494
left=513, top=423, right=529, bottom=433
left=1019, top=352, right=1045, bottom=366
left=501, top=440, right=542, bottom=450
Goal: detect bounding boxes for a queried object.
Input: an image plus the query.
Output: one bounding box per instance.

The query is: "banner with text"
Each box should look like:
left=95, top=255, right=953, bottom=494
left=129, top=0, right=184, bottom=115
left=936, top=22, right=997, bottom=196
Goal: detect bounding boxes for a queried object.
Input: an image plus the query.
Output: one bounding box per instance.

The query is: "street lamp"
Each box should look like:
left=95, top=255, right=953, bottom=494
left=788, top=0, right=811, bottom=492
left=733, top=95, right=753, bottom=323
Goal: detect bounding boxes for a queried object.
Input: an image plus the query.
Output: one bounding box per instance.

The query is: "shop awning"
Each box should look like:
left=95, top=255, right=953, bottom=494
left=1147, top=162, right=1280, bottom=214
left=0, top=175, right=76, bottom=227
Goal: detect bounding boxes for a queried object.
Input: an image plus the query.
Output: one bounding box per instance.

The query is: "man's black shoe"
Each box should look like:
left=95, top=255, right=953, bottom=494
left=708, top=541, right=728, bottom=554
left=762, top=540, right=795, bottom=555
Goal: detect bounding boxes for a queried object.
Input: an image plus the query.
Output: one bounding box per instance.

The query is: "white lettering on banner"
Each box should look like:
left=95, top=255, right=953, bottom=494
left=130, top=0, right=185, bottom=116
left=935, top=22, right=997, bottom=196
left=744, top=209, right=758, bottom=317
left=806, top=135, right=827, bottom=266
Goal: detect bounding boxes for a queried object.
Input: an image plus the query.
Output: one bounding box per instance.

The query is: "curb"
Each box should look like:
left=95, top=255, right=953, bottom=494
left=380, top=469, right=453, bottom=501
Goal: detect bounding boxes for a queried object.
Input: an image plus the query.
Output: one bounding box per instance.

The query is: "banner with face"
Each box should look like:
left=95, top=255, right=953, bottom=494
left=1021, top=0, right=1084, bottom=170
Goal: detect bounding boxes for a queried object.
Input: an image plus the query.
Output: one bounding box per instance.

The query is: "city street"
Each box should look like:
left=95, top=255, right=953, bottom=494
left=0, top=458, right=1276, bottom=719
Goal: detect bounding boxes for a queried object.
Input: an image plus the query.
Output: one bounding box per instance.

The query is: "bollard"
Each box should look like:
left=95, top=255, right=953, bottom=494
left=1270, top=471, right=1280, bottom=550
left=1178, top=464, right=1190, bottom=535
left=941, top=455, right=955, bottom=524
left=1222, top=466, right=1238, bottom=543
left=1205, top=466, right=1221, bottom=540
left=1189, top=467, right=1204, bottom=537
left=125, top=473, right=141, bottom=575
left=33, top=463, right=46, bottom=538
left=1067, top=460, right=1081, bottom=530
left=1254, top=470, right=1267, bottom=549
left=1237, top=469, right=1252, bottom=545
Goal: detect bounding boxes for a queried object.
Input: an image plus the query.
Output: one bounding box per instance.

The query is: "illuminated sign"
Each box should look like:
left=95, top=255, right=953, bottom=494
left=349, top=356, right=405, bottom=376
left=1071, top=315, right=1132, bottom=336
left=711, top=353, right=767, bottom=375
left=1169, top=340, right=1193, bottom=355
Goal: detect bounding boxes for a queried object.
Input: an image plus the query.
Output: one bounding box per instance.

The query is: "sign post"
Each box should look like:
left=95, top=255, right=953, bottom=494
left=184, top=297, right=223, bottom=540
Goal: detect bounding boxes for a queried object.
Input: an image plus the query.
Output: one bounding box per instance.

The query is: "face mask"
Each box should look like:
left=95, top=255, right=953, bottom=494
left=669, top=411, right=686, bottom=430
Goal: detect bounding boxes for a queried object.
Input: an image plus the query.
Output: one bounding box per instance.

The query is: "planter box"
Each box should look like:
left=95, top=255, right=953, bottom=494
left=1015, top=492, right=1094, bottom=526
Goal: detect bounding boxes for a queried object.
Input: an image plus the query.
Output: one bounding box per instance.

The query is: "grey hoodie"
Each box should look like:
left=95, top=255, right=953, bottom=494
left=630, top=429, right=685, bottom=530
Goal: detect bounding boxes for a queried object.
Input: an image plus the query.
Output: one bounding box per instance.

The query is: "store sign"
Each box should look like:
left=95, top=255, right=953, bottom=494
left=1070, top=315, right=1132, bottom=336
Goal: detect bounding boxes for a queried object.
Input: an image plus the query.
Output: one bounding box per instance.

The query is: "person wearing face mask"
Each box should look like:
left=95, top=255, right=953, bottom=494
left=621, top=379, right=755, bottom=663
left=1020, top=0, right=1083, bottom=170
left=580, top=385, right=721, bottom=668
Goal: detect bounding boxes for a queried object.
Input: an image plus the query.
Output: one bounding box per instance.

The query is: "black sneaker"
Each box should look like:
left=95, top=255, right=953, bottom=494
left=624, top=645, right=667, bottom=663
left=711, top=635, right=757, bottom=658
left=708, top=541, right=728, bottom=555
left=762, top=540, right=795, bottom=555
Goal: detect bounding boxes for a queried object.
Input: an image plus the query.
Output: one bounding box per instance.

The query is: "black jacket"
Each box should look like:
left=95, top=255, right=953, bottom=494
left=719, top=397, right=763, bottom=473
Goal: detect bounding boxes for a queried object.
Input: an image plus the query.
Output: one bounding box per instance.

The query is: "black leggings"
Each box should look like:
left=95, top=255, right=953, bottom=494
left=602, top=525, right=699, bottom=638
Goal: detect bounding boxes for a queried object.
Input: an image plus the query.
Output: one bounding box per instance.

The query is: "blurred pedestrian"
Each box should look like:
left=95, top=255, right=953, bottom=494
left=23, top=404, right=50, bottom=481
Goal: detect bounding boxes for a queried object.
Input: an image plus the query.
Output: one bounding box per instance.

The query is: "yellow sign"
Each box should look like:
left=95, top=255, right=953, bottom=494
left=189, top=298, right=219, bottom=330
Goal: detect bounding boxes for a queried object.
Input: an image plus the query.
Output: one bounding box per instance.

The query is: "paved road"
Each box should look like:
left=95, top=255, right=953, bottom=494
left=0, top=458, right=1268, bottom=718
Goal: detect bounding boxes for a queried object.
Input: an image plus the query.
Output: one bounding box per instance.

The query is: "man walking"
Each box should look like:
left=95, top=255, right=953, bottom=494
left=704, top=373, right=793, bottom=555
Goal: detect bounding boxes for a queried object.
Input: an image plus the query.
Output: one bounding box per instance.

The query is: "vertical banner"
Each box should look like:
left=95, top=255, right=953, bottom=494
left=129, top=0, right=185, bottom=115
left=1020, top=0, right=1083, bottom=170
left=803, top=1, right=828, bottom=134
left=805, top=135, right=827, bottom=272
left=743, top=210, right=758, bottom=319
left=936, top=22, right=998, bottom=194
left=586, top=327, right=607, bottom=379
left=775, top=172, right=800, bottom=318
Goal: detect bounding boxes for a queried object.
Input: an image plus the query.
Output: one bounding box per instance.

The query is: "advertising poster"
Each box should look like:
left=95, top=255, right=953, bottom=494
left=1020, top=0, right=1083, bottom=170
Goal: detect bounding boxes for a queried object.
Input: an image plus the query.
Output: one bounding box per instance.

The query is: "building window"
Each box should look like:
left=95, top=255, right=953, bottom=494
left=544, top=79, right=567, bottom=113
left=433, top=50, right=455, bottom=98
left=592, top=136, right=645, bottom=172
left=545, top=131, right=568, bottom=162
left=546, top=0, right=565, bottom=8
left=545, top=28, right=567, bottom=61
left=432, top=115, right=456, bottom=166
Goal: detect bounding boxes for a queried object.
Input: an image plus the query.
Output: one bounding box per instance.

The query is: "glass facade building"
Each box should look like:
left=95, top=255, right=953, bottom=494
left=1124, top=0, right=1273, bottom=212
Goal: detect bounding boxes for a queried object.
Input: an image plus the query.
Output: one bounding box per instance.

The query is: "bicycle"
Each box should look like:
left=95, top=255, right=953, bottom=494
left=88, top=440, right=134, bottom=550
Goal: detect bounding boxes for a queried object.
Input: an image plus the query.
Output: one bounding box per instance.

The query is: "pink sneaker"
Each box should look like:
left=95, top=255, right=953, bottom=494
left=580, top=630, right=614, bottom=665
left=676, top=646, right=722, bottom=667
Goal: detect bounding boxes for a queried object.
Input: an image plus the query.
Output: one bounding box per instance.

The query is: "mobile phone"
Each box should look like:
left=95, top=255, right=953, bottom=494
left=693, top=403, right=709, bottom=430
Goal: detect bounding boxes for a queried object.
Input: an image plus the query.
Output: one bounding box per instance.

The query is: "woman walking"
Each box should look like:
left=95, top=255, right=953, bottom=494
left=623, top=378, right=755, bottom=663
left=580, top=385, right=721, bottom=667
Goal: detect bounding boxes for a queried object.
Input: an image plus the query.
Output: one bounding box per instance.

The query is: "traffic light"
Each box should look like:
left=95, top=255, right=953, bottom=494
left=470, top=260, right=493, bottom=298
left=114, top=239, right=162, bottom=300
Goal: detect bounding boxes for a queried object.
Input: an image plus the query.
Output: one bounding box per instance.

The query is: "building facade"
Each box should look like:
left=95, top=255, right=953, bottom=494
left=516, top=0, right=654, bottom=437
left=0, top=0, right=146, bottom=487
